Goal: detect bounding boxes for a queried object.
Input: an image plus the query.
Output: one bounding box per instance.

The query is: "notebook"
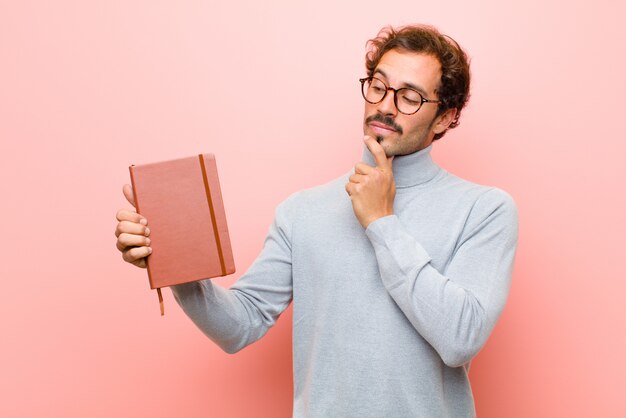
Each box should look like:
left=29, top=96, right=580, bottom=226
left=129, top=154, right=235, bottom=314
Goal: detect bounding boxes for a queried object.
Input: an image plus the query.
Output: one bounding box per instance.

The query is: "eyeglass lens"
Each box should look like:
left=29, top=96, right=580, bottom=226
left=362, top=77, right=424, bottom=114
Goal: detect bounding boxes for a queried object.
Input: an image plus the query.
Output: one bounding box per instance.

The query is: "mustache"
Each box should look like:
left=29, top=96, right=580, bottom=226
left=366, top=114, right=403, bottom=134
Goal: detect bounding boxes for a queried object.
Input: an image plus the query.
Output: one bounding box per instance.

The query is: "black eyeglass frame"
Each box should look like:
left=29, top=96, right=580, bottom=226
left=359, top=76, right=441, bottom=115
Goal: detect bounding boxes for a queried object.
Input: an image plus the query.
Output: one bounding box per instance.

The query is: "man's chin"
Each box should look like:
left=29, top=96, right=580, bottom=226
left=363, top=130, right=401, bottom=156
left=379, top=140, right=417, bottom=158
left=376, top=138, right=396, bottom=157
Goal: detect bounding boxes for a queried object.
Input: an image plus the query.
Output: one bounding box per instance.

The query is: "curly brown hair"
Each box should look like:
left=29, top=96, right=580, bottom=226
left=365, top=25, right=471, bottom=140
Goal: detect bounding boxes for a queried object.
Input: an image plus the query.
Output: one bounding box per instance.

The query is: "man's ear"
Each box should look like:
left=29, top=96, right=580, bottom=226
left=432, top=108, right=458, bottom=135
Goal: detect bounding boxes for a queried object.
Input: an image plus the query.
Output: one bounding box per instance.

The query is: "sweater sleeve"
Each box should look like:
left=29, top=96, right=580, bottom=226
left=169, top=197, right=295, bottom=354
left=365, top=188, right=519, bottom=367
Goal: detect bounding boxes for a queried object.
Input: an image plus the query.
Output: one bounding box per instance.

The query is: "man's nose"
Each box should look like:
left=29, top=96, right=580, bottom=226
left=377, top=89, right=398, bottom=116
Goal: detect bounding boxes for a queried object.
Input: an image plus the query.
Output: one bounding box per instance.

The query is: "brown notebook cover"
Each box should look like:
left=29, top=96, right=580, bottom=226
left=129, top=154, right=235, bottom=291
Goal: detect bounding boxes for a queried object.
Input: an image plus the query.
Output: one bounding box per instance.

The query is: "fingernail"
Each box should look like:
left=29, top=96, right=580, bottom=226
left=148, top=247, right=152, bottom=254
left=146, top=238, right=151, bottom=246
left=145, top=227, right=150, bottom=236
left=140, top=218, right=147, bottom=225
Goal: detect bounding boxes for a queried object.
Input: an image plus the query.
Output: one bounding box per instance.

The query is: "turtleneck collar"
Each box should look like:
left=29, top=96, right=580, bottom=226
left=361, top=144, right=442, bottom=188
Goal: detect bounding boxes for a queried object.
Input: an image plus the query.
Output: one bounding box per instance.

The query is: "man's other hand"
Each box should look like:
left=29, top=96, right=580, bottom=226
left=115, top=184, right=151, bottom=268
left=345, top=136, right=396, bottom=228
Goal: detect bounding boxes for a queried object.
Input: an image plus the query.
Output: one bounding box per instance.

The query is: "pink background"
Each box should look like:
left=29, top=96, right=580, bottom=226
left=1, top=1, right=625, bottom=417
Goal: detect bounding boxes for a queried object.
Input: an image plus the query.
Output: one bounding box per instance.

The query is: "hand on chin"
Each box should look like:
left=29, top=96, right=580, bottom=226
left=372, top=135, right=396, bottom=157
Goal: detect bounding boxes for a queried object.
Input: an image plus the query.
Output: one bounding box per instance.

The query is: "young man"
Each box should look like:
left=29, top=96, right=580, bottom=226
left=115, top=25, right=518, bottom=417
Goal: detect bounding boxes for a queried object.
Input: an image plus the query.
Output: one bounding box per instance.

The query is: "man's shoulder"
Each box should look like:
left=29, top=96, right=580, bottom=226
left=439, top=171, right=516, bottom=209
left=280, top=173, right=349, bottom=205
left=276, top=173, right=350, bottom=225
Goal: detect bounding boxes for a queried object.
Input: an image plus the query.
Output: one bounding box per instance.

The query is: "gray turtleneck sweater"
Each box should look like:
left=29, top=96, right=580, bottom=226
left=171, top=145, right=518, bottom=417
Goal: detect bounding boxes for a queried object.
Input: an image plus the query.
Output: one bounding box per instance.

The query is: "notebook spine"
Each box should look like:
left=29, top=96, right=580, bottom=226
left=128, top=165, right=157, bottom=289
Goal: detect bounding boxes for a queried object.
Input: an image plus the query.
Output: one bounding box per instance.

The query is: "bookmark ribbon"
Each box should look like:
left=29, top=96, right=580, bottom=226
left=157, top=288, right=164, bottom=316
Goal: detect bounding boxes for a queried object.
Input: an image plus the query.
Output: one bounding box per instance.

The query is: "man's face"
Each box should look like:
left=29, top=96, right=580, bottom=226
left=363, top=49, right=447, bottom=157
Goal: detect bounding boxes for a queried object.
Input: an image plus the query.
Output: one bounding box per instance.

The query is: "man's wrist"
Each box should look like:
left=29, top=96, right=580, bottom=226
left=363, top=212, right=395, bottom=230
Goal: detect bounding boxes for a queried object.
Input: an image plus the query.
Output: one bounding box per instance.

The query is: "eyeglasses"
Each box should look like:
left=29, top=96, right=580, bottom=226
left=359, top=76, right=440, bottom=115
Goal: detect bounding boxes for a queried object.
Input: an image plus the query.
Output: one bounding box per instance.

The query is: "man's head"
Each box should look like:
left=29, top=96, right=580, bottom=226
left=362, top=25, right=471, bottom=156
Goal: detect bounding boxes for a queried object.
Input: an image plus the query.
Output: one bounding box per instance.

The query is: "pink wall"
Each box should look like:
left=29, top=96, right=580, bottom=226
left=2, top=1, right=625, bottom=417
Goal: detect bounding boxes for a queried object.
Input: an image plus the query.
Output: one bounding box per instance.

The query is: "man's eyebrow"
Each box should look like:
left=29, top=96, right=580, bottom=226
left=374, top=68, right=430, bottom=97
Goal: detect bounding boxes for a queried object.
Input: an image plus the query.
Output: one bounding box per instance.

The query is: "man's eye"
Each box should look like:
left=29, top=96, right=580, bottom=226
left=401, top=95, right=420, bottom=105
left=371, top=85, right=385, bottom=93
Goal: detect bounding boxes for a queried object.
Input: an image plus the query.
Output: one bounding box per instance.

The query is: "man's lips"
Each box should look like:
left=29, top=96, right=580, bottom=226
left=369, top=121, right=398, bottom=134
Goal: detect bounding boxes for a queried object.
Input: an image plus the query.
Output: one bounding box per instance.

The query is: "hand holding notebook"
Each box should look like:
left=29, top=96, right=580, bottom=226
left=115, top=184, right=152, bottom=269
left=115, top=154, right=235, bottom=315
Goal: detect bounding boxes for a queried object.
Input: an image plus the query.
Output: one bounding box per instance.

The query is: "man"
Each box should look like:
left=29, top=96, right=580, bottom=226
left=115, top=24, right=518, bottom=417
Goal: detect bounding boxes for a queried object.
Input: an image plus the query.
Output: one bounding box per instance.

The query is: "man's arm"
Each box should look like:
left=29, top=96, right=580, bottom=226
left=365, top=190, right=518, bottom=367
left=346, top=138, right=518, bottom=367
left=170, top=197, right=296, bottom=354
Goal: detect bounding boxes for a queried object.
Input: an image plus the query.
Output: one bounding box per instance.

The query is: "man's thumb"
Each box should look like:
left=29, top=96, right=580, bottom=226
left=122, top=184, right=136, bottom=208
